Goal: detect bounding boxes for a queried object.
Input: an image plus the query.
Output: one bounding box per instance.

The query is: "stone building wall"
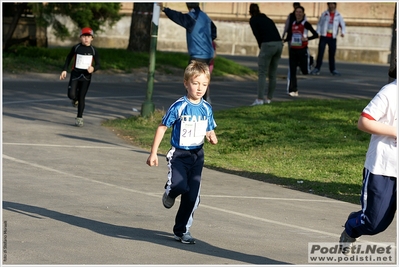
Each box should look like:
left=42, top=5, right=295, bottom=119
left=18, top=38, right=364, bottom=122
left=4, top=2, right=396, bottom=64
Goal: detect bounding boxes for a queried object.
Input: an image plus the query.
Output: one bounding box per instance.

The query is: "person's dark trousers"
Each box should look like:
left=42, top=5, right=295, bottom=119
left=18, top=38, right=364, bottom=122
left=344, top=168, right=397, bottom=238
left=315, top=36, right=337, bottom=73
left=166, top=147, right=204, bottom=237
left=288, top=48, right=309, bottom=93
left=68, top=78, right=91, bottom=118
left=189, top=57, right=213, bottom=101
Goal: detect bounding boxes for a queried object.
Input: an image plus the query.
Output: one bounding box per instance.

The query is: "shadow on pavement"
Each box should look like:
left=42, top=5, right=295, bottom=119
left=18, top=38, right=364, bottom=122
left=3, top=201, right=289, bottom=265
left=206, top=166, right=361, bottom=204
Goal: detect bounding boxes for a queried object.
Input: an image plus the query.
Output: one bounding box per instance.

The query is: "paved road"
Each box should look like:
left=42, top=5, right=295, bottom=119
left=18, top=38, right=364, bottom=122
left=2, top=57, right=396, bottom=265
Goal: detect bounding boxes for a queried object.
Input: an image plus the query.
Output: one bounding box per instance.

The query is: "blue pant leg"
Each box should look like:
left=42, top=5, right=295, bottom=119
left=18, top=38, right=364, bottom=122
left=315, top=36, right=328, bottom=70
left=345, top=168, right=397, bottom=238
left=173, top=148, right=204, bottom=236
left=327, top=38, right=337, bottom=72
left=165, top=148, right=191, bottom=198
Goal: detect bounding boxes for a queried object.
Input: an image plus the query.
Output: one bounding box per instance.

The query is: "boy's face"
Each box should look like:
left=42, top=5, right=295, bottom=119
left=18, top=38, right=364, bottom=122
left=184, top=73, right=209, bottom=102
left=80, top=34, right=93, bottom=46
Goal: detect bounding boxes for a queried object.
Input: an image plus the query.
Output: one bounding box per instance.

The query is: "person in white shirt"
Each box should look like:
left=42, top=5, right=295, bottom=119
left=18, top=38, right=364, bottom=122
left=339, top=63, right=397, bottom=255
left=310, top=2, right=345, bottom=76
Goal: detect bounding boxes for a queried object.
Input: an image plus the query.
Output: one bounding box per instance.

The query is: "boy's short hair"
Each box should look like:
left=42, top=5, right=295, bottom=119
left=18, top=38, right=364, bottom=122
left=184, top=61, right=210, bottom=82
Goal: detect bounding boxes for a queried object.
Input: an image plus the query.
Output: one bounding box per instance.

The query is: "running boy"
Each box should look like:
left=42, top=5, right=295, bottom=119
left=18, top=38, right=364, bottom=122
left=339, top=65, right=397, bottom=255
left=60, top=27, right=100, bottom=127
left=146, top=61, right=218, bottom=244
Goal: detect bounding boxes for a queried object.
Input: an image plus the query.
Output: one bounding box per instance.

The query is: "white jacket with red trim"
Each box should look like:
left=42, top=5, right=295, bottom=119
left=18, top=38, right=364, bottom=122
left=316, top=10, right=346, bottom=39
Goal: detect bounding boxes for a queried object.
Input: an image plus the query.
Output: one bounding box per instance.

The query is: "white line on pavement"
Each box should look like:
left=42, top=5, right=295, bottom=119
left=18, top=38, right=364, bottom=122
left=1, top=154, right=355, bottom=241
left=3, top=142, right=133, bottom=150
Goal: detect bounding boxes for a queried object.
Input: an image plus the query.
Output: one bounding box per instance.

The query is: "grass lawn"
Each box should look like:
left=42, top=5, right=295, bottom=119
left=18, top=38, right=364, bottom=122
left=103, top=99, right=371, bottom=204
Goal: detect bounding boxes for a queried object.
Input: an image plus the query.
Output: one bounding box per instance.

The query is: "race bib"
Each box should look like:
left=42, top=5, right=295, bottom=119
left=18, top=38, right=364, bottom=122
left=179, top=119, right=207, bottom=146
left=291, top=33, right=302, bottom=47
left=75, top=54, right=93, bottom=69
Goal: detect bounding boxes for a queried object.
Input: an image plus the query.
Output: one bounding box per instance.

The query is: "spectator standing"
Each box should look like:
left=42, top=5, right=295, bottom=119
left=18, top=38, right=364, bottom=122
left=284, top=5, right=318, bottom=96
left=311, top=2, right=346, bottom=76
left=339, top=65, right=397, bottom=255
left=60, top=27, right=100, bottom=127
left=159, top=2, right=216, bottom=103
left=249, top=3, right=283, bottom=105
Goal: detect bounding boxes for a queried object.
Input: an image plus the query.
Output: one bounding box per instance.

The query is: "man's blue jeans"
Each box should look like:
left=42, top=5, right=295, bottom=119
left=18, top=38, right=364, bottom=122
left=315, top=36, right=337, bottom=73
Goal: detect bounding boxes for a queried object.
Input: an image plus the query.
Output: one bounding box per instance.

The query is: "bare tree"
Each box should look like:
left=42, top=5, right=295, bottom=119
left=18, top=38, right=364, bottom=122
left=127, top=3, right=153, bottom=52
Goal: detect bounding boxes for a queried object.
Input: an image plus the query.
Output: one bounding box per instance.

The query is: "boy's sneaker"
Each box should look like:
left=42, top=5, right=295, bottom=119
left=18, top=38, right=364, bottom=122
left=162, top=192, right=175, bottom=209
left=174, top=232, right=196, bottom=244
left=288, top=91, right=299, bottom=97
left=339, top=229, right=358, bottom=255
left=331, top=70, right=341, bottom=76
left=75, top=117, right=84, bottom=127
left=251, top=99, right=264, bottom=106
left=310, top=68, right=320, bottom=75
left=72, top=100, right=78, bottom=108
left=265, top=99, right=271, bottom=104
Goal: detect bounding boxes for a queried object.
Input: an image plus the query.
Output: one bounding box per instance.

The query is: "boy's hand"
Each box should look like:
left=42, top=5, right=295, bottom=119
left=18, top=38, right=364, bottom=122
left=87, top=66, right=94, bottom=73
left=206, top=131, right=218, bottom=145
left=60, top=71, right=67, bottom=80
left=146, top=154, right=159, bottom=166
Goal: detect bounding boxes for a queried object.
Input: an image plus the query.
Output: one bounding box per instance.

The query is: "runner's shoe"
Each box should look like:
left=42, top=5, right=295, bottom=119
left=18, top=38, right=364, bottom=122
left=174, top=232, right=196, bottom=244
left=251, top=99, right=264, bottom=106
left=310, top=68, right=320, bottom=75
left=162, top=192, right=175, bottom=209
left=331, top=70, right=341, bottom=76
left=75, top=117, right=84, bottom=127
left=339, top=229, right=358, bottom=255
left=339, top=212, right=360, bottom=255
left=72, top=100, right=78, bottom=108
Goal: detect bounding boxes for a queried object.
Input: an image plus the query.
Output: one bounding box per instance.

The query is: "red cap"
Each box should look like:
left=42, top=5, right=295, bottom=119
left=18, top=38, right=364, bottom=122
left=80, top=27, right=93, bottom=36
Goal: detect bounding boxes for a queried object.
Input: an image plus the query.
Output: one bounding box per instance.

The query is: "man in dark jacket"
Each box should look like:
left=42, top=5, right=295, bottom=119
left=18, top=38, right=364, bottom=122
left=159, top=3, right=216, bottom=102
left=249, top=3, right=283, bottom=105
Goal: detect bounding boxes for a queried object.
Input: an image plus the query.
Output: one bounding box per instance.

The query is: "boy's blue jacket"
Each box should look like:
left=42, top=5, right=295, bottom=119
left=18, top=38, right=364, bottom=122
left=164, top=6, right=217, bottom=59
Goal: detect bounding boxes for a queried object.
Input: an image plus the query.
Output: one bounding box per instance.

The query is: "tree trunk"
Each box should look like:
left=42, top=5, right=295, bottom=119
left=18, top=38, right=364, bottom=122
left=388, top=3, right=396, bottom=82
left=127, top=3, right=153, bottom=52
left=3, top=3, right=28, bottom=51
